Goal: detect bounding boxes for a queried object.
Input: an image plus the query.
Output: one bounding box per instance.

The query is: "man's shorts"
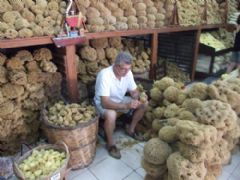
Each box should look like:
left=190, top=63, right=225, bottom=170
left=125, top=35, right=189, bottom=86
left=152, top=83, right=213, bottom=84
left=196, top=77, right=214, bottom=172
left=95, top=96, right=132, bottom=118
left=231, top=51, right=240, bottom=63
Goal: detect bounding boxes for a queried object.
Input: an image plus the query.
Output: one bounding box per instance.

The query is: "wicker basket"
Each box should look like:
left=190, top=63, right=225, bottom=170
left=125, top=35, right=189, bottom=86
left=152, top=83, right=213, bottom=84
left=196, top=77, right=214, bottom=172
left=42, top=109, right=99, bottom=170
left=14, top=142, right=70, bottom=180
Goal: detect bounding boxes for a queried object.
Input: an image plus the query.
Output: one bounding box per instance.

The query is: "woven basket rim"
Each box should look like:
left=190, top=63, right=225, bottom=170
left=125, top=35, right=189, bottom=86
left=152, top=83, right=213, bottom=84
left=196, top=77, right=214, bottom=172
left=14, top=142, right=70, bottom=180
left=42, top=109, right=99, bottom=130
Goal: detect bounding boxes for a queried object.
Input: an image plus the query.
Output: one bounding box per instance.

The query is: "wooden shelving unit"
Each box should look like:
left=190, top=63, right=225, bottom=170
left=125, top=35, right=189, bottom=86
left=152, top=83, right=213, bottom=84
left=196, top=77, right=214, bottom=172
left=0, top=24, right=227, bottom=102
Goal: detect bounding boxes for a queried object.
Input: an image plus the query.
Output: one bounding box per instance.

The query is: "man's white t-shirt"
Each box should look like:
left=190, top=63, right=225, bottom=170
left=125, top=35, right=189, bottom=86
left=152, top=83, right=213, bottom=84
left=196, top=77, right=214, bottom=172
left=94, top=65, right=137, bottom=106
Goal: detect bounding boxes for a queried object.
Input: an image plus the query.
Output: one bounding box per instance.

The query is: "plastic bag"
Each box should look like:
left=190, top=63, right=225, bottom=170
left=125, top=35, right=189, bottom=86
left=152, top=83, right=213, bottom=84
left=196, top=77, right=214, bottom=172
left=0, top=157, right=13, bottom=179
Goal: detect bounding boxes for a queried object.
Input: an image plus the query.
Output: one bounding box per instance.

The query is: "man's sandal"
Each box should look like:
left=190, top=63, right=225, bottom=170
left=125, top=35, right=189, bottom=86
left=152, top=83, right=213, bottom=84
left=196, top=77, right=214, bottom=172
left=126, top=131, right=145, bottom=141
left=107, top=145, right=121, bottom=159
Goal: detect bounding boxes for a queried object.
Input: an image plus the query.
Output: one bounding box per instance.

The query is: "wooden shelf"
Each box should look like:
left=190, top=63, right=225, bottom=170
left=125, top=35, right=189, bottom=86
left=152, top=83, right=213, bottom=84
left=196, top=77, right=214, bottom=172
left=52, top=36, right=87, bottom=47
left=0, top=23, right=227, bottom=102
left=0, top=36, right=53, bottom=48
left=0, top=24, right=225, bottom=49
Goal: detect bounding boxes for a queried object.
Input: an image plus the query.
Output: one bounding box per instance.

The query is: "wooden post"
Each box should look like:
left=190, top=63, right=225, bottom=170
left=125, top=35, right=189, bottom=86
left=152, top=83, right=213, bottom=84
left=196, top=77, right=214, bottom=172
left=65, top=45, right=79, bottom=102
left=191, top=29, right=201, bottom=80
left=149, top=32, right=158, bottom=80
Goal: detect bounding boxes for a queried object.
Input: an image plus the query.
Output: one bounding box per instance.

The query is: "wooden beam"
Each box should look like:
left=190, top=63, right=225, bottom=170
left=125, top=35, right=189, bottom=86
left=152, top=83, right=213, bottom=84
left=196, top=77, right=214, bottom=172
left=0, top=36, right=53, bottom=48
left=191, top=29, right=201, bottom=80
left=149, top=32, right=158, bottom=80
left=64, top=45, right=79, bottom=102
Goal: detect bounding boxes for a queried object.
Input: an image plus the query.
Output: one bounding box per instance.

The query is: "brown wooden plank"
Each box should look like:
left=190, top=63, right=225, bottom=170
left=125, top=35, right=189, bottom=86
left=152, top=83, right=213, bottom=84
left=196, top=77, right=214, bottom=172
left=0, top=36, right=53, bottom=48
left=86, top=29, right=155, bottom=39
left=149, top=32, right=158, bottom=80
left=191, top=29, right=201, bottom=80
left=64, top=45, right=79, bottom=102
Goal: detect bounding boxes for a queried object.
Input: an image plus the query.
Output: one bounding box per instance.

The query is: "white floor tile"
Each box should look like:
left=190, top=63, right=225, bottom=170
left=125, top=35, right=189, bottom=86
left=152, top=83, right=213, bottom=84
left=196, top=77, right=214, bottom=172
left=70, top=169, right=98, bottom=180
left=222, top=162, right=238, bottom=174
left=89, top=157, right=133, bottom=180
left=9, top=175, right=18, bottom=180
left=231, top=163, right=240, bottom=178
left=138, top=142, right=146, bottom=147
left=89, top=144, right=109, bottom=168
left=124, top=171, right=144, bottom=180
left=66, top=168, right=88, bottom=180
left=230, top=151, right=240, bottom=166
left=121, top=144, right=143, bottom=170
left=217, top=171, right=231, bottom=180
left=228, top=174, right=240, bottom=180
left=135, top=168, right=146, bottom=178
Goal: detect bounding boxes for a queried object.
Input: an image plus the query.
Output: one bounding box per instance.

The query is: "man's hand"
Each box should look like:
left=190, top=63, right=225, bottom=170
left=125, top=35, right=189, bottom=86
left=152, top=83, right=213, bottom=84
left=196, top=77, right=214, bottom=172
left=127, top=100, right=141, bottom=109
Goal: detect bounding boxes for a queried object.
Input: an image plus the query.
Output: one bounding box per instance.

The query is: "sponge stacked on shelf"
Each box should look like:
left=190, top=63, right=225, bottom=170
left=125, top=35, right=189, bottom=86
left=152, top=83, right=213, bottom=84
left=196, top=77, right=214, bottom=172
left=75, top=37, right=151, bottom=84
left=0, top=48, right=62, bottom=155
left=200, top=33, right=226, bottom=51
left=0, top=0, right=66, bottom=39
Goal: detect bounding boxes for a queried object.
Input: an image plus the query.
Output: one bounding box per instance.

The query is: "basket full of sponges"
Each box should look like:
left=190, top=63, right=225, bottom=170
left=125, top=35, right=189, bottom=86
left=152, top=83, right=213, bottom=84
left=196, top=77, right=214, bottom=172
left=14, top=142, right=70, bottom=180
left=41, top=101, right=99, bottom=170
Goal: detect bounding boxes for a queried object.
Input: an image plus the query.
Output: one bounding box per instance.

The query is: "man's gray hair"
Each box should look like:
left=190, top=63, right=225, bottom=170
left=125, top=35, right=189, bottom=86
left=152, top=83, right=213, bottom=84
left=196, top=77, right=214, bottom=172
left=115, top=51, right=133, bottom=65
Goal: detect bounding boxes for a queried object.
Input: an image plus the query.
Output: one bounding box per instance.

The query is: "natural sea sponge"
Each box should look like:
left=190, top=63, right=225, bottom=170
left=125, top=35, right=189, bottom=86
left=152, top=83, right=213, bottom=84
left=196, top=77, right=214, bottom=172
left=40, top=60, right=57, bottom=72
left=21, top=8, right=35, bottom=22
left=8, top=70, right=27, bottom=85
left=150, top=87, right=162, bottom=101
left=195, top=100, right=237, bottom=130
left=158, top=125, right=178, bottom=143
left=5, top=29, right=18, bottom=39
left=105, top=47, right=118, bottom=63
left=27, top=71, right=45, bottom=84
left=143, top=138, right=172, bottom=165
left=80, top=46, right=97, bottom=61
left=26, top=61, right=41, bottom=72
left=176, top=120, right=218, bottom=148
left=3, top=11, right=20, bottom=24
left=178, top=110, right=196, bottom=121
left=14, top=18, right=30, bottom=30
left=182, top=98, right=203, bottom=113
left=141, top=159, right=167, bottom=178
left=6, top=57, right=24, bottom=70
left=151, top=119, right=164, bottom=131
left=33, top=48, right=52, bottom=61
left=164, top=104, right=180, bottom=118
left=0, top=22, right=10, bottom=32
left=152, top=107, right=165, bottom=119
left=178, top=142, right=207, bottom=163
left=0, top=66, right=7, bottom=84
left=86, top=7, right=100, bottom=19
left=109, top=37, right=122, bottom=49
left=90, top=38, right=109, bottom=49
left=2, top=83, right=24, bottom=99
left=0, top=0, right=12, bottom=13
left=15, top=50, right=33, bottom=62
left=153, top=77, right=174, bottom=91
left=187, top=82, right=208, bottom=100
left=167, top=152, right=207, bottom=180
left=119, top=0, right=132, bottom=10
left=0, top=53, right=7, bottom=66
left=163, top=86, right=180, bottom=102
left=115, top=22, right=128, bottom=30
left=18, top=28, right=33, bottom=38
left=0, top=100, right=14, bottom=116
left=124, top=8, right=136, bottom=16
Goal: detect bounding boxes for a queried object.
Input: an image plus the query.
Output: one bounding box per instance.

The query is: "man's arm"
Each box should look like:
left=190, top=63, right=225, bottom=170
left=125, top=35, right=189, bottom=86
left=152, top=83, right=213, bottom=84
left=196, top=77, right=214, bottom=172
left=129, top=89, right=140, bottom=100
left=101, top=96, right=129, bottom=110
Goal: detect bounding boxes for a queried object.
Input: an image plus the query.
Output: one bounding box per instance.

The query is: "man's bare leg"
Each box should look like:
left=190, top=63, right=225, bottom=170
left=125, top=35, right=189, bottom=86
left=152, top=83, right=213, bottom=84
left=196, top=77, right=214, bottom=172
left=104, top=109, right=117, bottom=146
left=128, top=104, right=147, bottom=133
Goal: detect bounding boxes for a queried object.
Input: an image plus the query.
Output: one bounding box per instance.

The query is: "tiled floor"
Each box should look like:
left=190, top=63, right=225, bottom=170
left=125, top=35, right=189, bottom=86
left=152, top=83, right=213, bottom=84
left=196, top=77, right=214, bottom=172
left=9, top=130, right=240, bottom=180
left=65, top=130, right=240, bottom=180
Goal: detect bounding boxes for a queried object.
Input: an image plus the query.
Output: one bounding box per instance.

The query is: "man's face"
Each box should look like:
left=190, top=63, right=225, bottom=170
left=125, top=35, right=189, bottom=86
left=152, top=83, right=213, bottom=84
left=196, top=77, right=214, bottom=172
left=115, top=63, right=131, bottom=77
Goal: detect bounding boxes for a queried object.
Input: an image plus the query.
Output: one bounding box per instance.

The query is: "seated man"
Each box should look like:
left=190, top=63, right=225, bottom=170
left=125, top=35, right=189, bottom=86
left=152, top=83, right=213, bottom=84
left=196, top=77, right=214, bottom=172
left=94, top=51, right=147, bottom=159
